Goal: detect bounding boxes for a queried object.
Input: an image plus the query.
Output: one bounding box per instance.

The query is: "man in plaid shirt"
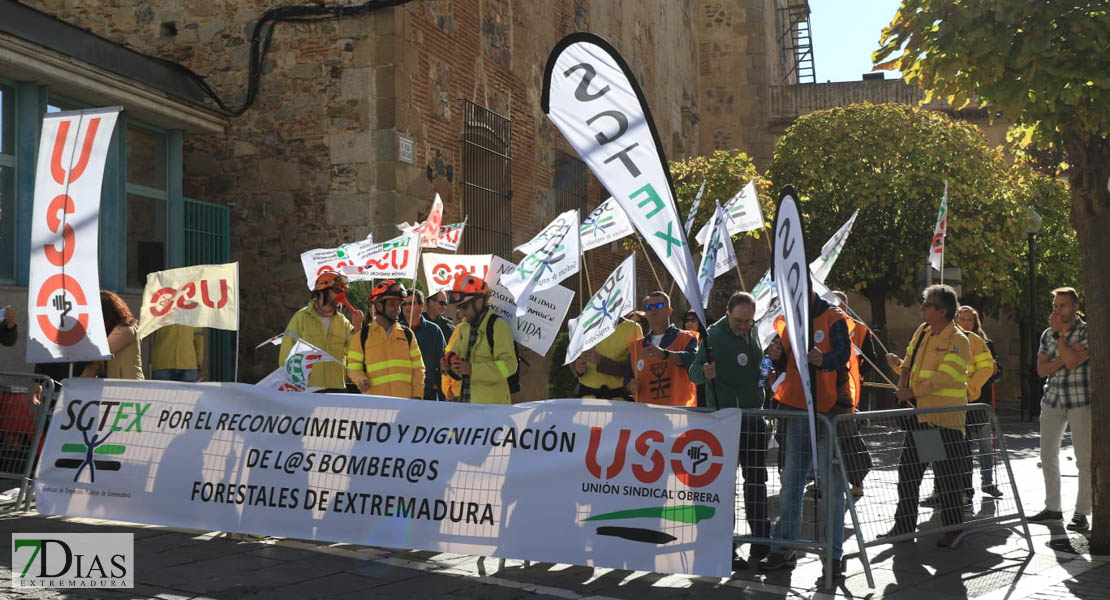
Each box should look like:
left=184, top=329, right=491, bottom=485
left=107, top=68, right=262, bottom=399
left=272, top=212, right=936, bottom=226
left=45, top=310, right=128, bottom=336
left=1028, top=287, right=1091, bottom=532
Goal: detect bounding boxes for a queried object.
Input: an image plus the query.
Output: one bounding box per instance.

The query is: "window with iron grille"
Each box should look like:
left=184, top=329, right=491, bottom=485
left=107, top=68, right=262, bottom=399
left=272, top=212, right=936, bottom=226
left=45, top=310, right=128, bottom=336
left=460, top=100, right=512, bottom=258
left=553, top=149, right=588, bottom=218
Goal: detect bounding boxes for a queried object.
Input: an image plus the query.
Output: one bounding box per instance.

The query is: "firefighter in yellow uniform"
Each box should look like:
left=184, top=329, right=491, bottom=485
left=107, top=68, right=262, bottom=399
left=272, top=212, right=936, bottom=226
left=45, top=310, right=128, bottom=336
left=881, top=284, right=971, bottom=547
left=280, top=271, right=362, bottom=390
left=443, top=274, right=518, bottom=404
left=151, top=324, right=205, bottom=382
left=347, top=281, right=424, bottom=399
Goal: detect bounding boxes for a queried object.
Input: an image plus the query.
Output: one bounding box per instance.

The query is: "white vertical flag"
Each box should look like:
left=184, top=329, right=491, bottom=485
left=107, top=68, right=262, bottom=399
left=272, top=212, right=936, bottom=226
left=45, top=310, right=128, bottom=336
left=502, top=209, right=580, bottom=316
left=695, top=180, right=763, bottom=244
left=696, top=203, right=727, bottom=309
left=26, top=107, right=121, bottom=364
left=580, top=197, right=635, bottom=251
left=542, top=33, right=706, bottom=326
left=564, top=254, right=636, bottom=364
left=772, top=187, right=819, bottom=478
left=809, top=209, right=859, bottom=283
left=683, top=179, right=707, bottom=235
left=928, top=181, right=948, bottom=274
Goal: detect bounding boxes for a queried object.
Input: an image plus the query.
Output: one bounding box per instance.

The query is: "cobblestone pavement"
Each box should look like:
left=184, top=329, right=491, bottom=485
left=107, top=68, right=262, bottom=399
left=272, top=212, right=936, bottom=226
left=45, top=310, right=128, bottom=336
left=1, top=414, right=1105, bottom=599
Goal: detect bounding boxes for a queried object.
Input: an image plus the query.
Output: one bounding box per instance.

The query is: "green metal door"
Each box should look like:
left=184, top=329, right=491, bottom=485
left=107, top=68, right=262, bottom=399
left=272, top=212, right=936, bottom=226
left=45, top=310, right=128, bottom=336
left=183, top=198, right=232, bottom=381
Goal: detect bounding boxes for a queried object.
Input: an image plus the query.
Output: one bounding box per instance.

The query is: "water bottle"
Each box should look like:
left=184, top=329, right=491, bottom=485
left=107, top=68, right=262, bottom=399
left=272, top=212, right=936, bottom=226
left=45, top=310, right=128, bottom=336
left=758, top=356, right=773, bottom=389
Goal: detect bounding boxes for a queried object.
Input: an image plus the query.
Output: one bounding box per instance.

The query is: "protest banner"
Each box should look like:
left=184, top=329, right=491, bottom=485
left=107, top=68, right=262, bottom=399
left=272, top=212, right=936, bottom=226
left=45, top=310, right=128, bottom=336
left=436, top=220, right=467, bottom=251
left=37, top=379, right=741, bottom=577
left=695, top=180, right=763, bottom=245
left=580, top=197, right=635, bottom=251
left=299, top=235, right=374, bottom=290
left=502, top=209, right=580, bottom=317
left=564, top=254, right=636, bottom=364
left=27, top=107, right=121, bottom=363
left=256, top=338, right=340, bottom=392
left=487, top=256, right=574, bottom=356
left=422, top=253, right=492, bottom=297
left=542, top=33, right=705, bottom=325
left=136, top=263, right=239, bottom=339
left=336, top=233, right=422, bottom=282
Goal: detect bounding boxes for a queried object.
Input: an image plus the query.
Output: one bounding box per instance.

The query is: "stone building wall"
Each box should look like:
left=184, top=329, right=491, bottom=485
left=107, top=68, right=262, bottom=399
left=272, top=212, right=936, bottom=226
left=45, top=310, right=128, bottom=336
left=21, top=0, right=703, bottom=393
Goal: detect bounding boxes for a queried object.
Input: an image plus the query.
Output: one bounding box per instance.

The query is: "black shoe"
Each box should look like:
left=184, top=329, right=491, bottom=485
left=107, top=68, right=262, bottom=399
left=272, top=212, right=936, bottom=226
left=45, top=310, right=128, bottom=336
left=1067, top=514, right=1090, bottom=532
left=920, top=495, right=941, bottom=508
left=758, top=551, right=797, bottom=571
left=1028, top=509, right=1064, bottom=523
left=982, top=484, right=1003, bottom=499
left=749, top=543, right=771, bottom=560
left=731, top=554, right=748, bottom=571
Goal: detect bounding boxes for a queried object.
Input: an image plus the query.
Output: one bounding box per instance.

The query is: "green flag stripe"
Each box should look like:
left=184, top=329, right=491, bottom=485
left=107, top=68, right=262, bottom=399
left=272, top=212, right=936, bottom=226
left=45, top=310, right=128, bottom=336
left=582, top=504, right=715, bottom=524
left=61, top=443, right=126, bottom=455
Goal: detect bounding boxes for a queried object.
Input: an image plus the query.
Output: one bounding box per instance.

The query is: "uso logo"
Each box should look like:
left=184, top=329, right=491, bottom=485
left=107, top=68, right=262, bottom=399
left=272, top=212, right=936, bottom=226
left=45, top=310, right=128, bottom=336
left=584, top=427, right=724, bottom=488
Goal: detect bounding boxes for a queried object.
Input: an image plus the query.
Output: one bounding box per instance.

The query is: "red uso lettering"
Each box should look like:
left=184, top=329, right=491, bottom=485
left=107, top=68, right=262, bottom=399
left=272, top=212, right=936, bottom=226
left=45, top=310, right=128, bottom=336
left=33, top=117, right=102, bottom=346
left=148, top=279, right=231, bottom=317
left=585, top=426, right=724, bottom=488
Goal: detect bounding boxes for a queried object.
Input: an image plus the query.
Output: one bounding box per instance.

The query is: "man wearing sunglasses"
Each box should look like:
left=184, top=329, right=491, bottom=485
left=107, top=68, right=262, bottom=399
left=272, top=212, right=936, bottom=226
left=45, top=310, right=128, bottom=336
left=281, top=271, right=363, bottom=390
left=425, top=291, right=455, bottom=341
left=880, top=284, right=971, bottom=549
left=347, top=280, right=424, bottom=399
left=624, top=292, right=699, bottom=406
left=443, top=274, right=517, bottom=404
left=401, top=290, right=447, bottom=400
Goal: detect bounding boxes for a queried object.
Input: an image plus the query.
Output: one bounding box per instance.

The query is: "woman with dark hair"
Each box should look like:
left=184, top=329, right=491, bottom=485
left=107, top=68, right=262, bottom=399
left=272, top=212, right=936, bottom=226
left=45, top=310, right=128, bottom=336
left=682, top=309, right=710, bottom=408
left=81, top=291, right=144, bottom=380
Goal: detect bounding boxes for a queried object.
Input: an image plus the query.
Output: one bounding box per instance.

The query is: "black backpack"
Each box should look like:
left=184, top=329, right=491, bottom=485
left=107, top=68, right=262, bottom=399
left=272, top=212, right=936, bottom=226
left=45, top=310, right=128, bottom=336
left=484, top=314, right=526, bottom=394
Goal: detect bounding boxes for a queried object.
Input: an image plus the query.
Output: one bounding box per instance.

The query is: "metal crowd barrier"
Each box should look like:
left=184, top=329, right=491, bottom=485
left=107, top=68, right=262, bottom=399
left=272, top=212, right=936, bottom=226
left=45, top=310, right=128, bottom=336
left=729, top=408, right=850, bottom=589
left=831, top=403, right=1032, bottom=587
left=0, top=372, right=55, bottom=512
left=730, top=404, right=1031, bottom=590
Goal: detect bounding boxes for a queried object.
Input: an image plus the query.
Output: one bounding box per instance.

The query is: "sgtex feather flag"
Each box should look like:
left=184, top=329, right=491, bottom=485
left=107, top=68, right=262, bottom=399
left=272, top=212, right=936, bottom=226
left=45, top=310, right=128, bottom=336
left=928, top=181, right=948, bottom=273
left=501, top=209, right=580, bottom=317
left=772, top=186, right=819, bottom=482
left=564, top=254, right=636, bottom=364
left=542, top=33, right=706, bottom=326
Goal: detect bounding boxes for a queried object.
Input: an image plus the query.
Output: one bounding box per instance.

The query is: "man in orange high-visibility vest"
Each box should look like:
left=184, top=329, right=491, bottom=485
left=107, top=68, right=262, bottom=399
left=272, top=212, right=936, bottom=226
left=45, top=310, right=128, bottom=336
left=625, top=291, right=698, bottom=407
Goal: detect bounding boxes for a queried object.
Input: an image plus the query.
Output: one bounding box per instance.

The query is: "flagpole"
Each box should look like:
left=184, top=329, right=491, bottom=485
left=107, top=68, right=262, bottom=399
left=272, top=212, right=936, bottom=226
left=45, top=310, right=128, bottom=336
left=634, top=231, right=665, bottom=290
left=581, top=250, right=594, bottom=297
left=234, top=261, right=241, bottom=382
left=732, top=238, right=746, bottom=290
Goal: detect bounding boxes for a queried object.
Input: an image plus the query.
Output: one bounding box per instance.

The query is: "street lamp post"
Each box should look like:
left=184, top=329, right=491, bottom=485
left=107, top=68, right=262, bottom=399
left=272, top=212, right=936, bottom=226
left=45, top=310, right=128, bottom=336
left=1024, top=206, right=1043, bottom=421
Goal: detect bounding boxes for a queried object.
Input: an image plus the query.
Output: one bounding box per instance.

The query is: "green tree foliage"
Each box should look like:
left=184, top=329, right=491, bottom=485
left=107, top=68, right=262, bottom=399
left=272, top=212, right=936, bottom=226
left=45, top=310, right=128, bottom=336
left=669, top=149, right=771, bottom=240
left=768, top=103, right=1024, bottom=335
left=875, top=1, right=1110, bottom=550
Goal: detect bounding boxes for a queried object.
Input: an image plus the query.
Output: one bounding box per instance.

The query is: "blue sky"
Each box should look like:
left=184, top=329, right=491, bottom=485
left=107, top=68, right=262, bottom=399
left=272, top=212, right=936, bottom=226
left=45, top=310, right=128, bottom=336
left=810, top=0, right=904, bottom=83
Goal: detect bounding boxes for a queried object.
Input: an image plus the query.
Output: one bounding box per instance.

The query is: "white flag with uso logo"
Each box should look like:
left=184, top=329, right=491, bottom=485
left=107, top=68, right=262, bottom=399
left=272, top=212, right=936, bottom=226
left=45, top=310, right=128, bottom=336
left=136, top=263, right=239, bottom=339
left=26, top=107, right=121, bottom=364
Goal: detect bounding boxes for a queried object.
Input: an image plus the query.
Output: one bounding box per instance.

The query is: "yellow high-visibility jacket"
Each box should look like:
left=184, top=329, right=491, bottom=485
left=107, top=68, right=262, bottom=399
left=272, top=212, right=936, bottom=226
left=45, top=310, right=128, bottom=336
left=900, top=321, right=971, bottom=432
left=280, top=301, right=352, bottom=389
left=442, top=326, right=462, bottom=401
left=965, top=331, right=995, bottom=402
left=151, top=324, right=204, bottom=371
left=445, top=310, right=517, bottom=404
left=347, top=320, right=424, bottom=399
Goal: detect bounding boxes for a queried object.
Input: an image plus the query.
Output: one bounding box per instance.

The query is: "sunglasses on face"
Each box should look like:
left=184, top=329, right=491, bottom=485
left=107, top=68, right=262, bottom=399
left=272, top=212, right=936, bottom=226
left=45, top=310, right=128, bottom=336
left=644, top=302, right=666, bottom=311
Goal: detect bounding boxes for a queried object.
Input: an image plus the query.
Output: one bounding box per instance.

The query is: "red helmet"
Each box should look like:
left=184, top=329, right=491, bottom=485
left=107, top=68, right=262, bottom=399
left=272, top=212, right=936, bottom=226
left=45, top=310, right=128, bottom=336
left=447, top=273, right=489, bottom=305
left=313, top=271, right=349, bottom=292
left=369, top=280, right=408, bottom=304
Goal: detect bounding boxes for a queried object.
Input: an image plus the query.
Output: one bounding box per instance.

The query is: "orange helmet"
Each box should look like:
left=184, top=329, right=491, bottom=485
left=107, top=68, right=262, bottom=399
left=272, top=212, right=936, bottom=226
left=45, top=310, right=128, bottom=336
left=313, top=271, right=349, bottom=292
left=447, top=273, right=489, bottom=305
left=369, top=280, right=408, bottom=304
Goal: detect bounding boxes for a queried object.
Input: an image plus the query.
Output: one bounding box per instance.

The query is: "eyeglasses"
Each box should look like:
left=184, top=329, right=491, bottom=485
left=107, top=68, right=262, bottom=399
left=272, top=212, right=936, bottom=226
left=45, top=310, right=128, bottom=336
left=644, top=302, right=667, bottom=311
left=429, top=298, right=447, bottom=306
